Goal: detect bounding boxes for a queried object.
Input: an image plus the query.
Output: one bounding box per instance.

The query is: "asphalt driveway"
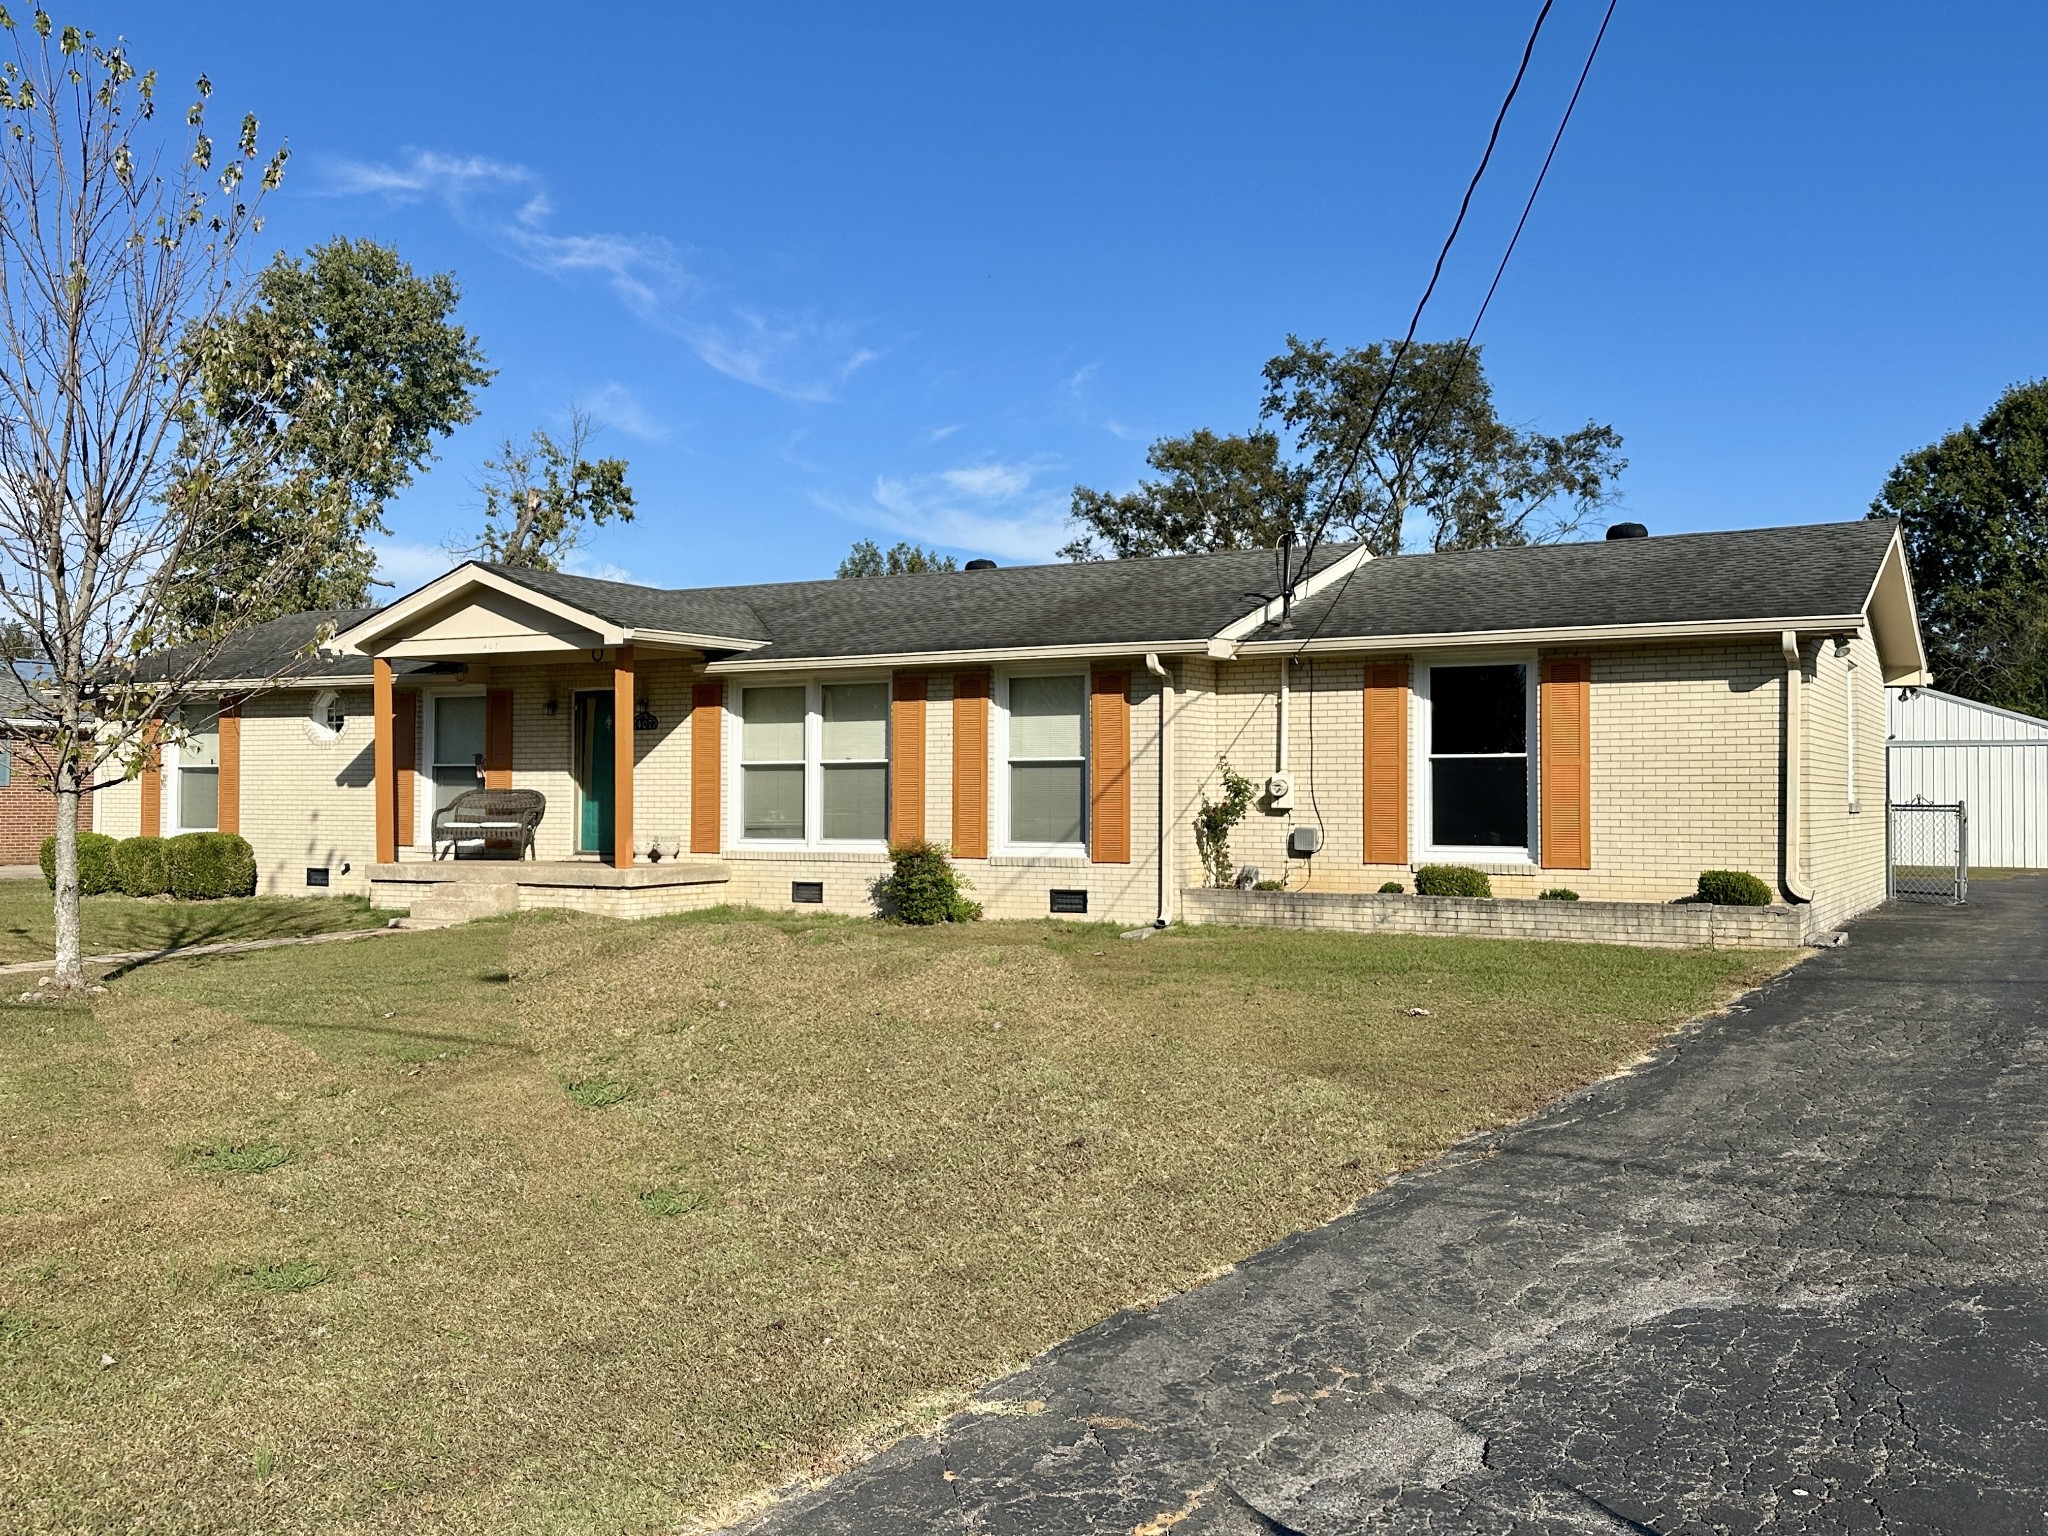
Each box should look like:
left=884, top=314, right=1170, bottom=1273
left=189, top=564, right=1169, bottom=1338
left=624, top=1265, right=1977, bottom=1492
left=744, top=877, right=2048, bottom=1535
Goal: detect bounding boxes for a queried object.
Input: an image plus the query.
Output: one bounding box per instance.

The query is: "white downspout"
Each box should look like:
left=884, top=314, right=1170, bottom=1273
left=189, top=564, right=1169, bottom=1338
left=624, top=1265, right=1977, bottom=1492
left=1145, top=653, right=1173, bottom=928
left=1781, top=630, right=1813, bottom=904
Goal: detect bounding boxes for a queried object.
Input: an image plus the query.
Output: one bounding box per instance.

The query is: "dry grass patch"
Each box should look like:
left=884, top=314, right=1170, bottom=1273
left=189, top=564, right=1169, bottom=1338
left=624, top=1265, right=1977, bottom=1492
left=0, top=907, right=1789, bottom=1533
left=0, top=879, right=386, bottom=968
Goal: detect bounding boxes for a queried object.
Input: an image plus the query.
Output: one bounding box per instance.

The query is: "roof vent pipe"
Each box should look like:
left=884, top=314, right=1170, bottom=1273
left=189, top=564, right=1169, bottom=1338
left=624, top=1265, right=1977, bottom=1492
left=1605, top=522, right=1648, bottom=540
left=964, top=558, right=997, bottom=570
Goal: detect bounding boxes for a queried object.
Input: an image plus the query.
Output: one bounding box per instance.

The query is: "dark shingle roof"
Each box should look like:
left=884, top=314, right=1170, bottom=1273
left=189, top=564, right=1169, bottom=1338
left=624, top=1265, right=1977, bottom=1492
left=1249, top=520, right=1900, bottom=644
left=147, top=610, right=448, bottom=684
left=524, top=543, right=1353, bottom=662
left=475, top=563, right=772, bottom=642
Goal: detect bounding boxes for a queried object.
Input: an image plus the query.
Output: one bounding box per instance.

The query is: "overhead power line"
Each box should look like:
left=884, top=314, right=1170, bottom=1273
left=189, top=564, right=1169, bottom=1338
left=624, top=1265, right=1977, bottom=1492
left=1293, top=0, right=1560, bottom=576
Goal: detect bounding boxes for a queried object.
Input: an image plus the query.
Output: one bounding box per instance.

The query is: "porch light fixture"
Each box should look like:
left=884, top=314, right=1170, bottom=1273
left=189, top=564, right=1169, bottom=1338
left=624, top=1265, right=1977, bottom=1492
left=543, top=695, right=558, bottom=716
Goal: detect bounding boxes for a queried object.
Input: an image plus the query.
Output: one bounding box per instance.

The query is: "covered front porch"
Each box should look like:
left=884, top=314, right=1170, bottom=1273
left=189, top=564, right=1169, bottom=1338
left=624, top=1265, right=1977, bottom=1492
left=330, top=562, right=761, bottom=882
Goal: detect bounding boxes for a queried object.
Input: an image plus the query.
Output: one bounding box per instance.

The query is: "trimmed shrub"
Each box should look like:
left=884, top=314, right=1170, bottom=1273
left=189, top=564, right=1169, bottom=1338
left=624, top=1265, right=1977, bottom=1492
left=1539, top=887, right=1581, bottom=901
left=39, top=832, right=120, bottom=896
left=1698, top=869, right=1773, bottom=907
left=114, top=836, right=172, bottom=897
left=1378, top=881, right=1405, bottom=894
left=874, top=840, right=981, bottom=925
left=1251, top=878, right=1284, bottom=892
left=165, top=833, right=258, bottom=900
left=1414, top=864, right=1492, bottom=898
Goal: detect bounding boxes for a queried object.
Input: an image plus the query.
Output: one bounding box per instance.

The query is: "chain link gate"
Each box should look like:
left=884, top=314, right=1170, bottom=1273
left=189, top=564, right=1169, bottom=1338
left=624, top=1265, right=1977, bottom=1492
left=1888, top=799, right=1969, bottom=904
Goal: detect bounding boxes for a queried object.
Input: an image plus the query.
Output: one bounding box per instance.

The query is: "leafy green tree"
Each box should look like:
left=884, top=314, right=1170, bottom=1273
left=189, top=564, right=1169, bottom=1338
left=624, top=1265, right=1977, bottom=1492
left=1870, top=379, right=2048, bottom=715
left=1060, top=430, right=1308, bottom=561
left=466, top=409, right=635, bottom=570
left=166, top=238, right=491, bottom=631
left=836, top=539, right=958, bottom=576
left=1066, top=339, right=1625, bottom=561
left=1260, top=337, right=1624, bottom=555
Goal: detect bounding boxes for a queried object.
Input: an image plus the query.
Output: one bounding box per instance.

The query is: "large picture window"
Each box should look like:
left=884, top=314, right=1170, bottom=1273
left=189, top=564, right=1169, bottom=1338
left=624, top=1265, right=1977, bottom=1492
left=1428, top=664, right=1529, bottom=850
left=175, top=710, right=221, bottom=832
left=1007, top=674, right=1086, bottom=846
left=738, top=681, right=892, bottom=845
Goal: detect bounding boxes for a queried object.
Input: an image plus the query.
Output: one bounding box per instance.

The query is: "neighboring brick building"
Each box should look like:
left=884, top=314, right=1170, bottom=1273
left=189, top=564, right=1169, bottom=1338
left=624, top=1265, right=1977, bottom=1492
left=0, top=731, right=88, bottom=867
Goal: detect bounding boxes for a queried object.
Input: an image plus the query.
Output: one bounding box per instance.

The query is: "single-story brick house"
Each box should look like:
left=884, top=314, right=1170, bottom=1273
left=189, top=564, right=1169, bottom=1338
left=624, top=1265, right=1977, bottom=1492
left=93, top=519, right=1925, bottom=936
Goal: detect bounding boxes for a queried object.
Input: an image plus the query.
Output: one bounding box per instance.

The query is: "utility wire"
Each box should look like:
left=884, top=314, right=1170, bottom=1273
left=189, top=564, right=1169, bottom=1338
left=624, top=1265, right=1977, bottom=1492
left=1288, top=0, right=1619, bottom=869
left=1292, top=0, right=1618, bottom=658
left=1293, top=0, right=1558, bottom=580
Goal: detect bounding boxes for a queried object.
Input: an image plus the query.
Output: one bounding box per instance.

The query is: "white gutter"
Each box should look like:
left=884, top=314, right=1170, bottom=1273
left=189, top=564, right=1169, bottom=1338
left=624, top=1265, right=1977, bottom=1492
left=1235, top=612, right=1872, bottom=657
left=1144, top=653, right=1173, bottom=928
left=703, top=638, right=1216, bottom=675
left=1781, top=630, right=1813, bottom=904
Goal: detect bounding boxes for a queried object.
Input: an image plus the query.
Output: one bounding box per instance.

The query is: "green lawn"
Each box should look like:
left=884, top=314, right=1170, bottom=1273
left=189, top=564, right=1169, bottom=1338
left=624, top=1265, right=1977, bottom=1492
left=0, top=906, right=1792, bottom=1534
left=0, top=879, right=385, bottom=966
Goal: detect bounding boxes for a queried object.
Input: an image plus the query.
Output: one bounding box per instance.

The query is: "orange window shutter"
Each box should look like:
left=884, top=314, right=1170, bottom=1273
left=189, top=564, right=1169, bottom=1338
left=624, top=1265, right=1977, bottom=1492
left=139, top=718, right=162, bottom=838
left=393, top=690, right=419, bottom=847
left=217, top=703, right=241, bottom=836
left=890, top=673, right=927, bottom=845
left=1539, top=657, right=1592, bottom=870
left=690, top=682, right=723, bottom=854
left=483, top=690, right=515, bottom=790
left=951, top=671, right=990, bottom=859
left=1089, top=669, right=1131, bottom=865
left=1362, top=664, right=1409, bottom=865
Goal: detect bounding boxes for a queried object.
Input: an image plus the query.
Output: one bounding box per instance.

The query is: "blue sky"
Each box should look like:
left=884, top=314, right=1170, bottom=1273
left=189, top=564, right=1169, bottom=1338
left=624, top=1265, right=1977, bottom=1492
left=92, top=2, right=2048, bottom=591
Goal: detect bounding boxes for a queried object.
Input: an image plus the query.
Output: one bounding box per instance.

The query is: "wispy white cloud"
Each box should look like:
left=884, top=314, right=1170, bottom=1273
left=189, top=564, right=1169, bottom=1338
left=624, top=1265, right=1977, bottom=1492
left=575, top=382, right=666, bottom=442
left=323, top=148, right=874, bottom=402
left=828, top=459, right=1072, bottom=564
left=372, top=538, right=460, bottom=592
left=562, top=551, right=633, bottom=583
left=925, top=423, right=962, bottom=443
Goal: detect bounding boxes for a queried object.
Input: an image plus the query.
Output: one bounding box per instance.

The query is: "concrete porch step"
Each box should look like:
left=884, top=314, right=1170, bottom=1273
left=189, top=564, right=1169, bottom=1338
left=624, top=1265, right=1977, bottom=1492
left=399, top=882, right=521, bottom=929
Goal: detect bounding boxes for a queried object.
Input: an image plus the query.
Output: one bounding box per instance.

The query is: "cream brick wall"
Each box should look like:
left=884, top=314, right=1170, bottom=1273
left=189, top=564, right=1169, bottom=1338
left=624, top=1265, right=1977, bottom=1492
left=166, top=631, right=1891, bottom=932
left=95, top=774, right=140, bottom=840
left=240, top=688, right=378, bottom=895
left=1801, top=630, right=1889, bottom=932
left=1178, top=638, right=1825, bottom=910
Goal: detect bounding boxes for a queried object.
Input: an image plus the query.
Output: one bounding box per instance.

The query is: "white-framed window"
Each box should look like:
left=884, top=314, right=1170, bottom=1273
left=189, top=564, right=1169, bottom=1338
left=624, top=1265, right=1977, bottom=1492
left=421, top=690, right=488, bottom=828
left=169, top=708, right=221, bottom=833
left=306, top=688, right=348, bottom=741
left=1417, top=660, right=1536, bottom=862
left=995, top=671, right=1088, bottom=853
left=732, top=677, right=891, bottom=847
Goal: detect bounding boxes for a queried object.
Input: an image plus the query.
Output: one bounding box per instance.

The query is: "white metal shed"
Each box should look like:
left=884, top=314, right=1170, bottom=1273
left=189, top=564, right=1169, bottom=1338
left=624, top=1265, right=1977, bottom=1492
left=1888, top=687, right=2048, bottom=868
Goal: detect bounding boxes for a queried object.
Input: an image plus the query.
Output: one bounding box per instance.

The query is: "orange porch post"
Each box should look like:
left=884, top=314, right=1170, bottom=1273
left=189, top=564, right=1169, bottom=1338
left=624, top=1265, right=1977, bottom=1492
left=612, top=645, right=635, bottom=869
left=373, top=658, right=396, bottom=864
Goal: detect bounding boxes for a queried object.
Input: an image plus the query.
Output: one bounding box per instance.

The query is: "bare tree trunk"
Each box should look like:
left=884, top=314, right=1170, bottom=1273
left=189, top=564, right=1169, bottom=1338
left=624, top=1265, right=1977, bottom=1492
left=50, top=757, right=81, bottom=988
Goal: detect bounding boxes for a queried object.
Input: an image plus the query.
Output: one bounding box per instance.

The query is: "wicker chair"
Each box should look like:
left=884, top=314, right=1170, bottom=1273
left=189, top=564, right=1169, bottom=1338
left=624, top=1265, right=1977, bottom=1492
left=432, top=788, right=546, bottom=860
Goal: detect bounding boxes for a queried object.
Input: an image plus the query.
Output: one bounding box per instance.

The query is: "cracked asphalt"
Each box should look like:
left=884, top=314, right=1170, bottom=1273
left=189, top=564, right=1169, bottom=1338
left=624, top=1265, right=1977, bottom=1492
left=741, top=876, right=2048, bottom=1535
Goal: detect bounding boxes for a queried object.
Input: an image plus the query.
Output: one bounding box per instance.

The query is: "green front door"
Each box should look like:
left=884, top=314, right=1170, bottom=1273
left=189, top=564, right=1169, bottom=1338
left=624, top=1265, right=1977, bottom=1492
left=575, top=693, right=615, bottom=857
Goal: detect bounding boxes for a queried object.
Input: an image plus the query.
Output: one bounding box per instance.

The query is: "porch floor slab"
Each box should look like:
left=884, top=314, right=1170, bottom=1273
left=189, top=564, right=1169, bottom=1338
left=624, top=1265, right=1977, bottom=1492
left=367, top=858, right=730, bottom=890
left=369, top=858, right=733, bottom=922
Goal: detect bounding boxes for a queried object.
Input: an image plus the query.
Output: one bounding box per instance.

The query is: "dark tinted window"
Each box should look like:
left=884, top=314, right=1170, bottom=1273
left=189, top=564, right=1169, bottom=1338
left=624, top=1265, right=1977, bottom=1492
left=1431, top=665, right=1525, bottom=755
left=1432, top=759, right=1528, bottom=846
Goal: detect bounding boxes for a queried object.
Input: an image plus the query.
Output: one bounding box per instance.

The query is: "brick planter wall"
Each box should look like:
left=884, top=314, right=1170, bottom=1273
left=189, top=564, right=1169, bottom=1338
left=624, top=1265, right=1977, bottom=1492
left=1182, top=886, right=1806, bottom=950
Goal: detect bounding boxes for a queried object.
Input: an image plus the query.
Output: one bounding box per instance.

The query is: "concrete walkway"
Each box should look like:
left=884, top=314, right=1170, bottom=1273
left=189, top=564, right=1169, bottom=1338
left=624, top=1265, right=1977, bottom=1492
left=745, top=879, right=2048, bottom=1535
